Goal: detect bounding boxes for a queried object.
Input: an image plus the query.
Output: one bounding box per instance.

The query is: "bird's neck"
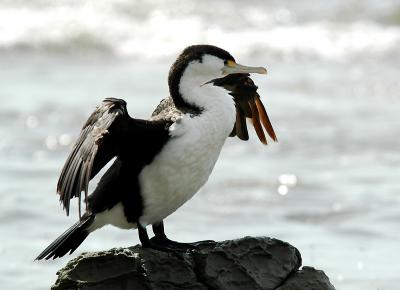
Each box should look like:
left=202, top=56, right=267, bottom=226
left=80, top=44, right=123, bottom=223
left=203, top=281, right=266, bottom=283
left=180, top=80, right=236, bottom=138
left=169, top=69, right=236, bottom=137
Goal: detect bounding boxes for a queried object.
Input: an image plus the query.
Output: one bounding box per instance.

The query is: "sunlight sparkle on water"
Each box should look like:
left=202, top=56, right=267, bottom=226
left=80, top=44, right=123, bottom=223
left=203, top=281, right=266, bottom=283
left=58, top=134, right=72, bottom=146
left=45, top=136, right=58, bottom=151
left=278, top=185, right=289, bottom=196
left=277, top=173, right=298, bottom=195
left=278, top=174, right=298, bottom=186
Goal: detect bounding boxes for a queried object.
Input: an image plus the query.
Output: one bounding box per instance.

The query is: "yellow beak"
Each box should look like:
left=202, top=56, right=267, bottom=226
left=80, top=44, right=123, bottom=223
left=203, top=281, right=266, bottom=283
left=222, top=60, right=267, bottom=75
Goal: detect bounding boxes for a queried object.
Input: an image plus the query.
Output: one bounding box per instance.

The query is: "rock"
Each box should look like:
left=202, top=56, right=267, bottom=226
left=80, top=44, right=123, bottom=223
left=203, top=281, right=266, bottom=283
left=51, top=236, right=335, bottom=290
left=276, top=266, right=336, bottom=290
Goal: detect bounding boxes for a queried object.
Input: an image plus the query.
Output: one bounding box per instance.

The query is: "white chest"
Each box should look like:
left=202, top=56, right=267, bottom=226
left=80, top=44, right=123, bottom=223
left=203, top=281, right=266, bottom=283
left=138, top=89, right=236, bottom=226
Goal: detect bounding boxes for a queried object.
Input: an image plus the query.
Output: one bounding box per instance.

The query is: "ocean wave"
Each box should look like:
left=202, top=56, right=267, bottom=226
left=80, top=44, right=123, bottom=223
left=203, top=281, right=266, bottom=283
left=1, top=1, right=399, bottom=60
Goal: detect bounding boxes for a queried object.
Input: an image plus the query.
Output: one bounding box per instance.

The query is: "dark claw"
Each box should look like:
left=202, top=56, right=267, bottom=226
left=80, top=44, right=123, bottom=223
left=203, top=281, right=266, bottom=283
left=149, top=235, right=199, bottom=252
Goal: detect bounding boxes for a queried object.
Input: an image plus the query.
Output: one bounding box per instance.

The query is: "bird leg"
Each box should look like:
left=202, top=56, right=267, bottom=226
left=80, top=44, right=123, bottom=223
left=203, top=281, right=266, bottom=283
left=151, top=221, right=214, bottom=251
left=138, top=224, right=176, bottom=252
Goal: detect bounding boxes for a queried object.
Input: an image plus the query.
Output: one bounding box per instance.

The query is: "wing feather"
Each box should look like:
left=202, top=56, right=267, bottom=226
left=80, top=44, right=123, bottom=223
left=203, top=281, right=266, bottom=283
left=57, top=98, right=126, bottom=217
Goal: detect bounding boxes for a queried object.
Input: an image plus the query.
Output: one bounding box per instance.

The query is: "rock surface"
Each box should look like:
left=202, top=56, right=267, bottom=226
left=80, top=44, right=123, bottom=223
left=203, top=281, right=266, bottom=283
left=51, top=236, right=336, bottom=290
left=276, top=266, right=336, bottom=290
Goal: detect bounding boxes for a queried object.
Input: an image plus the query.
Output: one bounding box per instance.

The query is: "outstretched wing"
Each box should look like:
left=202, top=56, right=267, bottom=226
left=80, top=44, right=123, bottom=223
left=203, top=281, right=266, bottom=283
left=212, top=73, right=277, bottom=144
left=57, top=98, right=171, bottom=217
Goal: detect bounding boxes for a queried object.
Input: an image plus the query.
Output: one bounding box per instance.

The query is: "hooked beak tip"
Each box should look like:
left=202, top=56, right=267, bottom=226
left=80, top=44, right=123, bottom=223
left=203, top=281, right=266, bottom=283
left=260, top=67, right=268, bottom=75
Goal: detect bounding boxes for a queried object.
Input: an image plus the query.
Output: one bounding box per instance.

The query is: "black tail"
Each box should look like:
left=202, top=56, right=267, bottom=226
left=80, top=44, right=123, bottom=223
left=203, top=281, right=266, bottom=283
left=36, top=214, right=95, bottom=260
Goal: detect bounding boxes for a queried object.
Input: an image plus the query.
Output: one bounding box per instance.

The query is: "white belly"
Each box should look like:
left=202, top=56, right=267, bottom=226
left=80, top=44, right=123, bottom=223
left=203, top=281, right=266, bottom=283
left=88, top=202, right=137, bottom=232
left=138, top=97, right=236, bottom=226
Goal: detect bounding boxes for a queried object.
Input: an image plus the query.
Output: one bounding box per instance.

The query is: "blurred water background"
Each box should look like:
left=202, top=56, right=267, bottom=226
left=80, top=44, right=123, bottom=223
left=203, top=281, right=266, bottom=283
left=1, top=0, right=400, bottom=289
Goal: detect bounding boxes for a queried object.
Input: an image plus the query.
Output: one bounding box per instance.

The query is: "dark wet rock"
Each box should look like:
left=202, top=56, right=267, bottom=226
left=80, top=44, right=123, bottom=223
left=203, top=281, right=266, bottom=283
left=51, top=236, right=335, bottom=290
left=276, top=266, right=336, bottom=290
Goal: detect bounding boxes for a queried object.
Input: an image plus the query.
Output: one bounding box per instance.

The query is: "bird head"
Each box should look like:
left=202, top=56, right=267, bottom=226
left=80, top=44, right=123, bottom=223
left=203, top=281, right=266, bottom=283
left=168, top=45, right=267, bottom=110
left=168, top=45, right=276, bottom=145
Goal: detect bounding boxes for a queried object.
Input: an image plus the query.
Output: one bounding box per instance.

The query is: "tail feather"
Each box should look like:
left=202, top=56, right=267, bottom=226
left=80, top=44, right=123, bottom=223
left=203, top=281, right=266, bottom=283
left=36, top=214, right=95, bottom=260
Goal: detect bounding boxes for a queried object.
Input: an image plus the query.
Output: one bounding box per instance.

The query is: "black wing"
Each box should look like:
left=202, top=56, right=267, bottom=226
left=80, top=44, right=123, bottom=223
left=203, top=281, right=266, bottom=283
left=57, top=98, right=171, bottom=217
left=212, top=73, right=277, bottom=144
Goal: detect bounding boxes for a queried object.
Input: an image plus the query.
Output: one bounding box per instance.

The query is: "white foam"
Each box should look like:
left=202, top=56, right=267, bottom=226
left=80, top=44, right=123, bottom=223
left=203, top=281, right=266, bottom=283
left=0, top=2, right=399, bottom=61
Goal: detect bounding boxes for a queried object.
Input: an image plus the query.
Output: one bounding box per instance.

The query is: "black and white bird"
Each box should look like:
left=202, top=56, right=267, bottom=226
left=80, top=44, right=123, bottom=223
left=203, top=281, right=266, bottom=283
left=36, top=45, right=277, bottom=260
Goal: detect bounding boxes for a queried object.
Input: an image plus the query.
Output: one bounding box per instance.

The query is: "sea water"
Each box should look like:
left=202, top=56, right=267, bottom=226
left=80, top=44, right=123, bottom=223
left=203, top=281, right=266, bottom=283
left=0, top=1, right=400, bottom=289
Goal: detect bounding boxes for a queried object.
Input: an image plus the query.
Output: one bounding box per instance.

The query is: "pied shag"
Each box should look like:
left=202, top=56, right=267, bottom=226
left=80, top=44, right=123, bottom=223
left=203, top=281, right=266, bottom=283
left=36, top=45, right=277, bottom=260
